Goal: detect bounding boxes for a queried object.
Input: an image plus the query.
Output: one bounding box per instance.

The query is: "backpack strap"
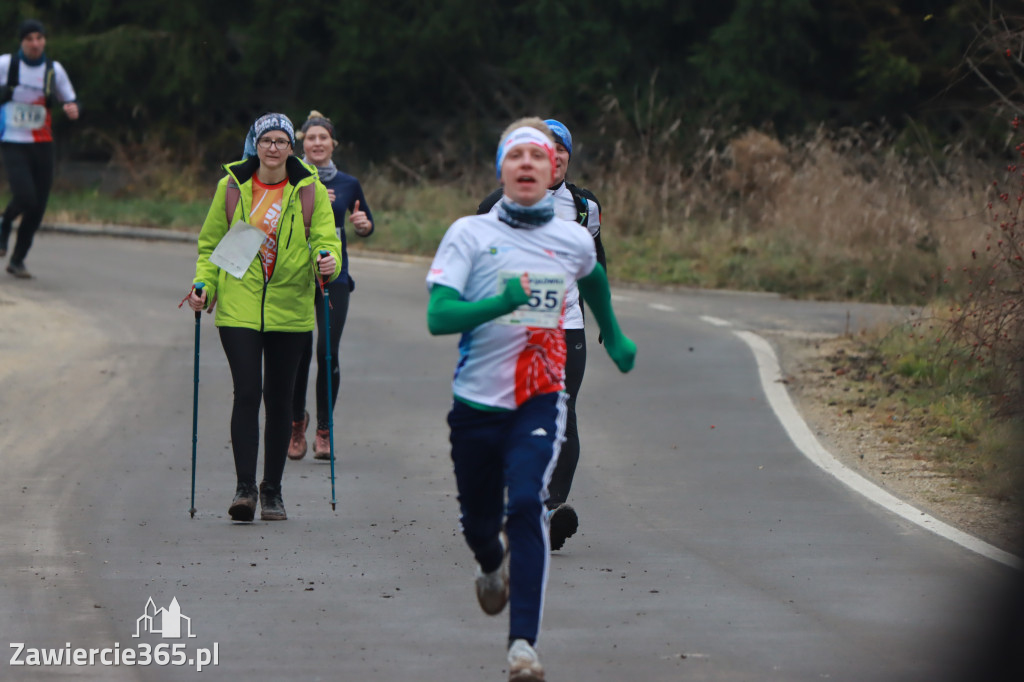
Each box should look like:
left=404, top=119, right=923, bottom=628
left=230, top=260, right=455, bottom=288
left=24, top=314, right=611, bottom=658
left=298, top=183, right=315, bottom=239
left=1, top=56, right=55, bottom=108
left=43, top=57, right=54, bottom=109
left=565, top=182, right=589, bottom=226
left=476, top=187, right=504, bottom=215
left=0, top=54, right=18, bottom=105
left=224, top=177, right=241, bottom=225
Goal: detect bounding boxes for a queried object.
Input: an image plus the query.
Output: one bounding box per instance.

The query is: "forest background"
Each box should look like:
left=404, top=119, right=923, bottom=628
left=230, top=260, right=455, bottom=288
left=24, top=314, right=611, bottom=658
left=1, top=1, right=1022, bottom=507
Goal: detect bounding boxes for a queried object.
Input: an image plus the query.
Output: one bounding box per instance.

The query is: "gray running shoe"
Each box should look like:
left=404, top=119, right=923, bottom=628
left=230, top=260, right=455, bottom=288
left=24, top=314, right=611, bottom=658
left=475, top=532, right=509, bottom=615
left=547, top=503, right=578, bottom=551
left=228, top=482, right=258, bottom=522
left=258, top=482, right=287, bottom=521
left=507, top=639, right=545, bottom=681
left=6, top=262, right=31, bottom=279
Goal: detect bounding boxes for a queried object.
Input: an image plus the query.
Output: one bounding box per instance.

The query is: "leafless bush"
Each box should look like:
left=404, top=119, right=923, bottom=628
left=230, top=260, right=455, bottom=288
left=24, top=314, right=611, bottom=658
left=85, top=128, right=213, bottom=202
left=945, top=116, right=1024, bottom=416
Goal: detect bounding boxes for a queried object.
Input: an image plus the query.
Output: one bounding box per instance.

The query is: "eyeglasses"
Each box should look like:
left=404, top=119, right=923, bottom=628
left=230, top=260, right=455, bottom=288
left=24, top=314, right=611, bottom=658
left=258, top=138, right=292, bottom=150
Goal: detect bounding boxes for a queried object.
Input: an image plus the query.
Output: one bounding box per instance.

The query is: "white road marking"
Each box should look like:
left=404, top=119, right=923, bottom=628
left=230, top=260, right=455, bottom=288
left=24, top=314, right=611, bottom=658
left=736, top=329, right=1021, bottom=569
left=649, top=303, right=675, bottom=312
left=700, top=315, right=733, bottom=327
left=350, top=255, right=415, bottom=268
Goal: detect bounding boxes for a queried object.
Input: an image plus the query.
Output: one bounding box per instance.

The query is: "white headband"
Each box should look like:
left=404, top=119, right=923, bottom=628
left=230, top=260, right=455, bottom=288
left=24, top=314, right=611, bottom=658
left=496, top=127, right=555, bottom=179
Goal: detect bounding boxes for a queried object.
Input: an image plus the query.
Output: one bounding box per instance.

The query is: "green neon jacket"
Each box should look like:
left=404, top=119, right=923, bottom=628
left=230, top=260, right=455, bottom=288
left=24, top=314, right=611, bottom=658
left=193, top=156, right=342, bottom=332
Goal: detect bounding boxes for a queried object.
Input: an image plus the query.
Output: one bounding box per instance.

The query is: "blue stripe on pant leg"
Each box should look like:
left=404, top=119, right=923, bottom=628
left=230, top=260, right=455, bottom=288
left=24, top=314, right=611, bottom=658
left=504, top=392, right=566, bottom=645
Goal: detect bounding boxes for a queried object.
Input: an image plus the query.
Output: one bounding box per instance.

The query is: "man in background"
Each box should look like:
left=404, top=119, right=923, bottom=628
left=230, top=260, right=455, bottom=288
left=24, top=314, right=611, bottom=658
left=0, top=19, right=79, bottom=278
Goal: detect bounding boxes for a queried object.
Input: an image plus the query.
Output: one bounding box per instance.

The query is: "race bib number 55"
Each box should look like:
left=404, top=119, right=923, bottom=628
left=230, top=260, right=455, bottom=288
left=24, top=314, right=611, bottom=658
left=4, top=102, right=47, bottom=130
left=495, top=270, right=567, bottom=328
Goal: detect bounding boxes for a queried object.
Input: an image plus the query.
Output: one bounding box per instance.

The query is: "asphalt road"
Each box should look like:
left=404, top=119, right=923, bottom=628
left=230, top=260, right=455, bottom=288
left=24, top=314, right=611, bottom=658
left=0, top=231, right=1020, bottom=681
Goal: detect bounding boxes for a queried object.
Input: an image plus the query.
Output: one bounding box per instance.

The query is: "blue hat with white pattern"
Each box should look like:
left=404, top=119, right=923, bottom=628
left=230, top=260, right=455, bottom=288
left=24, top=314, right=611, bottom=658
left=544, top=119, right=572, bottom=157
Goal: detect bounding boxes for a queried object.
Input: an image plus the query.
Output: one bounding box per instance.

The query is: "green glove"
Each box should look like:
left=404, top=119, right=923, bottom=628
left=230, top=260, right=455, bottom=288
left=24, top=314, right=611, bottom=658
left=603, top=333, right=637, bottom=373
left=501, top=274, right=530, bottom=308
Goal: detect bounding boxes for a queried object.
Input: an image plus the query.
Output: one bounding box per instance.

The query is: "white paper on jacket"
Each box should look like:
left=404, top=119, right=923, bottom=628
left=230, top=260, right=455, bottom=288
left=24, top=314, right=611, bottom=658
left=210, top=221, right=266, bottom=279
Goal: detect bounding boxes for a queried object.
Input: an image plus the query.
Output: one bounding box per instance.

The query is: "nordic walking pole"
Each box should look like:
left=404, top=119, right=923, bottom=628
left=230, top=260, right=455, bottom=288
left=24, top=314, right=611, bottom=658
left=319, top=251, right=337, bottom=510
left=189, top=282, right=205, bottom=519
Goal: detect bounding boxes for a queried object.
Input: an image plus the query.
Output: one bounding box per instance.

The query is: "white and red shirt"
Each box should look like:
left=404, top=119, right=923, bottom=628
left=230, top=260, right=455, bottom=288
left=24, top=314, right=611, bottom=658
left=0, top=54, right=76, bottom=143
left=427, top=211, right=597, bottom=410
left=488, top=182, right=601, bottom=330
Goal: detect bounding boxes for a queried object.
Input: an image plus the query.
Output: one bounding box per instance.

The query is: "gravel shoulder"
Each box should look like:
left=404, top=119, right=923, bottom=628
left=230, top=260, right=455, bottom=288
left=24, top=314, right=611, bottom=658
left=768, top=331, right=1024, bottom=557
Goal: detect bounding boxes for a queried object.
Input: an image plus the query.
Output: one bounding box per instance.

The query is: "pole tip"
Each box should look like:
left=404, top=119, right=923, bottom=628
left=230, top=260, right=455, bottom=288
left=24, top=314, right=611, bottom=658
left=331, top=502, right=336, bottom=511
left=189, top=508, right=196, bottom=518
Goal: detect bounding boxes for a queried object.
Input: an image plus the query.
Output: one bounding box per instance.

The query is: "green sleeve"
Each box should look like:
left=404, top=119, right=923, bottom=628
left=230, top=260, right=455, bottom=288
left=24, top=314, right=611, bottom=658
left=426, top=279, right=529, bottom=336
left=577, top=264, right=636, bottom=372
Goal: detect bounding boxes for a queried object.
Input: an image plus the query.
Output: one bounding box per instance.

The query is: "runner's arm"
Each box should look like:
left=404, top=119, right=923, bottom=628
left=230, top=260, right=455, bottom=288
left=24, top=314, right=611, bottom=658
left=427, top=277, right=529, bottom=335
left=578, top=264, right=635, bottom=372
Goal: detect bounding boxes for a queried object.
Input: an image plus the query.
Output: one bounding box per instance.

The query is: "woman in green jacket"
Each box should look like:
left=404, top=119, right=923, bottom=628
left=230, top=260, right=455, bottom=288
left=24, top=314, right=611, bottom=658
left=186, top=112, right=341, bottom=523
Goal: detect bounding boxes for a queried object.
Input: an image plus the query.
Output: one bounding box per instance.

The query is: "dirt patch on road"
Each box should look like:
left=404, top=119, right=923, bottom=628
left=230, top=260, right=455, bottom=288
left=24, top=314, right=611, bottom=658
left=769, top=331, right=1024, bottom=557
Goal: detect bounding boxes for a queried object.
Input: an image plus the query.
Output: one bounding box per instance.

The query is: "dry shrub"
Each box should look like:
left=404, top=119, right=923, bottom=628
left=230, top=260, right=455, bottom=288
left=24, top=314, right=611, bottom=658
left=944, top=118, right=1024, bottom=417
left=722, top=130, right=791, bottom=211
left=584, top=104, right=992, bottom=301
left=85, top=128, right=217, bottom=202
left=706, top=126, right=987, bottom=300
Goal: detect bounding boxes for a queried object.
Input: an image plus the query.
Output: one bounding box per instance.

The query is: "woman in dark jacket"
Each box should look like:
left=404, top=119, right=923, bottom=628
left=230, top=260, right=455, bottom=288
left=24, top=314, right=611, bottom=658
left=286, top=111, right=374, bottom=460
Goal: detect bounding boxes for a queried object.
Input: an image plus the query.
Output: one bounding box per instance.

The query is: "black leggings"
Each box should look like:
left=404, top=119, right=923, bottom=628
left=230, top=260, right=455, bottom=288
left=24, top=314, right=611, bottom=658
left=548, top=327, right=586, bottom=507
left=0, top=142, right=54, bottom=264
left=219, top=327, right=308, bottom=488
left=292, top=278, right=351, bottom=429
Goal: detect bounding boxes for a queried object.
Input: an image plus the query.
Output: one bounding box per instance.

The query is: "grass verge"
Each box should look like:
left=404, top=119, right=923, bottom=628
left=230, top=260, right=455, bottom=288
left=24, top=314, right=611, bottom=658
left=815, top=317, right=1023, bottom=502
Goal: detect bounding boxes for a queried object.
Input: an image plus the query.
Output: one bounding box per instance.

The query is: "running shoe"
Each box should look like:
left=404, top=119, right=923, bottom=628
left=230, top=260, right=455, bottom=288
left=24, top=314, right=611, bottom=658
left=287, top=411, right=309, bottom=460
left=228, top=482, right=258, bottom=522
left=258, top=482, right=287, bottom=521
left=547, top=503, right=578, bottom=551
left=507, top=639, right=545, bottom=681
left=6, top=262, right=31, bottom=279
left=475, top=532, right=509, bottom=615
left=313, top=428, right=331, bottom=460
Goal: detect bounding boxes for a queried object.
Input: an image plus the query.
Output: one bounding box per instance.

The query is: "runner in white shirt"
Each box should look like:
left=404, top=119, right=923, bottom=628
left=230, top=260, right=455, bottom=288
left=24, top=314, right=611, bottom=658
left=427, top=117, right=636, bottom=682
left=0, top=19, right=78, bottom=277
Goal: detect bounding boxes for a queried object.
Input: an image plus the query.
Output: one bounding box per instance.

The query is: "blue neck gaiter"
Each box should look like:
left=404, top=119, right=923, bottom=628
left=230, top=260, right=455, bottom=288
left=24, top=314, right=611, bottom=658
left=497, top=195, right=555, bottom=230
left=18, top=48, right=46, bottom=67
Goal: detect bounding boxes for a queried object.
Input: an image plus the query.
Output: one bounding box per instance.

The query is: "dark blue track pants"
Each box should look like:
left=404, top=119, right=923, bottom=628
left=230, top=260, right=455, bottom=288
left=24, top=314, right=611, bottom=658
left=447, top=391, right=567, bottom=645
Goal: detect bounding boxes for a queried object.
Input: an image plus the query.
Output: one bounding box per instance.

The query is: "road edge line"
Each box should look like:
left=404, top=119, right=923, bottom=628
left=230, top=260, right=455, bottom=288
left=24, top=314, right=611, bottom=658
left=735, top=329, right=1021, bottom=570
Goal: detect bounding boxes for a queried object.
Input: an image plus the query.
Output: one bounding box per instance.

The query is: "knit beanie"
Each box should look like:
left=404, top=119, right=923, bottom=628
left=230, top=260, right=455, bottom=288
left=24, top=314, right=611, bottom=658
left=252, top=113, right=295, bottom=146
left=544, top=119, right=573, bottom=157
left=19, top=19, right=46, bottom=41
